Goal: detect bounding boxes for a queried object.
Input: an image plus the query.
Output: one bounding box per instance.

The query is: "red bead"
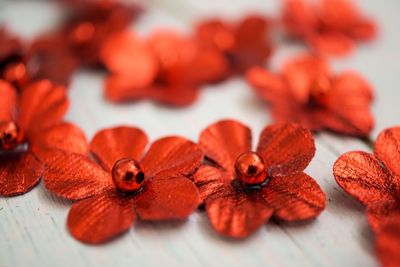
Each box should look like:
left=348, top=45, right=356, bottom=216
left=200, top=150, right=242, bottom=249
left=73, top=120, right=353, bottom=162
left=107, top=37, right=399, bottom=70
left=112, top=158, right=145, bottom=192
left=0, top=121, right=20, bottom=151
left=235, top=151, right=267, bottom=185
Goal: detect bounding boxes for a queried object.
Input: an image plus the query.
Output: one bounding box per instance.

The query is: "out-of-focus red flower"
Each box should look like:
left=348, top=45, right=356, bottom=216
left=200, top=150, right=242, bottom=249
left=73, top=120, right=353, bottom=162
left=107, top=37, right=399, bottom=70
left=376, top=215, right=400, bottom=267
left=101, top=30, right=228, bottom=106
left=333, top=126, right=400, bottom=233
left=61, top=0, right=141, bottom=67
left=43, top=126, right=203, bottom=244
left=282, top=0, right=377, bottom=56
left=195, top=15, right=272, bottom=75
left=0, top=80, right=88, bottom=196
left=192, top=120, right=325, bottom=238
left=246, top=54, right=374, bottom=137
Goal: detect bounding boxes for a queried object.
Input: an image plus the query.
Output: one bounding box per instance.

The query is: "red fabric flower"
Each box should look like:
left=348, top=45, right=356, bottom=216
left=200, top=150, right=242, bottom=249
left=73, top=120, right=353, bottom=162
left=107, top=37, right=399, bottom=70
left=60, top=0, right=141, bottom=67
left=0, top=80, right=88, bottom=196
left=376, top=215, right=400, bottom=267
left=100, top=30, right=228, bottom=106
left=334, top=126, right=400, bottom=233
left=192, top=120, right=326, bottom=238
left=195, top=15, right=272, bottom=75
left=246, top=54, right=374, bottom=137
left=43, top=126, right=203, bottom=244
left=282, top=0, right=377, bottom=56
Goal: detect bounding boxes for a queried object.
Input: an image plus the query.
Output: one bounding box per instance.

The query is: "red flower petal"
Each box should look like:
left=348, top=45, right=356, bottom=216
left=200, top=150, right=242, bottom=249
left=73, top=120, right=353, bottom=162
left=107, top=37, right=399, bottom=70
left=149, top=85, right=199, bottom=107
left=191, top=165, right=231, bottom=203
left=90, top=126, right=148, bottom=171
left=67, top=190, right=135, bottom=244
left=309, top=32, right=354, bottom=57
left=333, top=151, right=397, bottom=205
left=375, top=127, right=400, bottom=177
left=367, top=201, right=400, bottom=233
left=30, top=122, right=88, bottom=161
left=0, top=152, right=44, bottom=196
left=376, top=216, right=400, bottom=267
left=263, top=172, right=326, bottom=221
left=320, top=71, right=374, bottom=137
left=135, top=174, right=199, bottom=220
left=199, top=120, right=251, bottom=173
left=0, top=27, right=22, bottom=62
left=349, top=19, right=377, bottom=41
left=104, top=75, right=150, bottom=103
left=18, top=80, right=68, bottom=136
left=141, top=136, right=203, bottom=178
left=257, top=123, right=315, bottom=176
left=205, top=183, right=273, bottom=238
left=282, top=0, right=318, bottom=38
left=44, top=152, right=112, bottom=200
left=0, top=80, right=17, bottom=122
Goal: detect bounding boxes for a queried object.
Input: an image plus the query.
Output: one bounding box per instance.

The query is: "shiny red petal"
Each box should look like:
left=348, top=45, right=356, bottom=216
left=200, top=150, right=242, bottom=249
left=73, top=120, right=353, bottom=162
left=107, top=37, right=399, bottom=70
left=309, top=32, right=354, bottom=57
left=367, top=201, right=400, bottom=233
left=90, top=126, right=148, bottom=171
left=30, top=122, right=88, bottom=162
left=135, top=174, right=199, bottom=220
left=67, top=190, right=135, bottom=244
left=321, top=71, right=374, bottom=137
left=257, top=123, right=315, bottom=176
left=104, top=75, right=149, bottom=103
left=199, top=120, right=251, bottom=173
left=333, top=151, right=397, bottom=205
left=376, top=216, right=400, bottom=267
left=149, top=85, right=199, bottom=107
left=263, top=172, right=326, bottom=221
left=195, top=19, right=234, bottom=52
left=0, top=80, right=17, bottom=122
left=101, top=31, right=157, bottom=87
left=18, top=80, right=68, bottom=136
left=44, top=152, right=112, bottom=201
left=141, top=136, right=203, bottom=178
left=0, top=152, right=44, bottom=196
left=246, top=66, right=290, bottom=103
left=191, top=165, right=232, bottom=203
left=375, top=127, right=400, bottom=177
left=205, top=183, right=273, bottom=238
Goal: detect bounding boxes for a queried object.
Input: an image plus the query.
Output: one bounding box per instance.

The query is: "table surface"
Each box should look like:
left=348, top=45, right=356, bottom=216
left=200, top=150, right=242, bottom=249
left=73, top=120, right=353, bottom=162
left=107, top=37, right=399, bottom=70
left=1, top=0, right=399, bottom=266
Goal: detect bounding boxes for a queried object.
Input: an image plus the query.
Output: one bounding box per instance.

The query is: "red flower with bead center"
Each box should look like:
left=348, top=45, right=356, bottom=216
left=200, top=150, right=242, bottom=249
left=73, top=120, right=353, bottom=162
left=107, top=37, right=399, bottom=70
left=43, top=126, right=203, bottom=244
left=192, top=120, right=326, bottom=238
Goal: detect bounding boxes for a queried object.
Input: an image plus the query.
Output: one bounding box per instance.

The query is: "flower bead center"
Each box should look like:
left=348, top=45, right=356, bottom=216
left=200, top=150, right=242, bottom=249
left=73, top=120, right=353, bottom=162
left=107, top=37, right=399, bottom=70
left=235, top=151, right=267, bottom=185
left=112, top=158, right=145, bottom=193
left=309, top=75, right=331, bottom=106
left=0, top=121, right=20, bottom=151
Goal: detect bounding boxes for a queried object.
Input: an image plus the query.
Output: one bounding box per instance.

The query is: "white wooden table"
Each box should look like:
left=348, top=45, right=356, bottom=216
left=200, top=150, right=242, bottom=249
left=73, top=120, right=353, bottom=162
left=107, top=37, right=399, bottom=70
left=1, top=0, right=399, bottom=266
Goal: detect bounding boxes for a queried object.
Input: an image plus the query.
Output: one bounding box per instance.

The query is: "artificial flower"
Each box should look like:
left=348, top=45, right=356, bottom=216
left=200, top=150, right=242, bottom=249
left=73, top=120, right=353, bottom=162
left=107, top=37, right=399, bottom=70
left=195, top=15, right=272, bottom=75
left=0, top=80, right=87, bottom=196
left=101, top=30, right=228, bottom=106
left=282, top=0, right=376, bottom=56
left=43, top=126, right=203, bottom=244
left=246, top=54, right=374, bottom=137
left=192, top=119, right=325, bottom=238
left=376, top=215, right=400, bottom=267
left=334, top=126, right=400, bottom=233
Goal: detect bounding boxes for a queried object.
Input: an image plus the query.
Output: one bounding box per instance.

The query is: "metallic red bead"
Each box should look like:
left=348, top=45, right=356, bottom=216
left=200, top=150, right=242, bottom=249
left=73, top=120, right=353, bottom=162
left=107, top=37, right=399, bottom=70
left=0, top=121, right=20, bottom=150
left=235, top=151, right=267, bottom=185
left=112, top=158, right=145, bottom=192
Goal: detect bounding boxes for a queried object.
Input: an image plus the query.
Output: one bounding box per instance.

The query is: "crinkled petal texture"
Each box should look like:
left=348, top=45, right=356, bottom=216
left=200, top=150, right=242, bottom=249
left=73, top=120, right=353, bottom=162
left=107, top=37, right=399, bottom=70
left=0, top=152, right=44, bottom=196
left=199, top=120, right=251, bottom=173
left=44, top=152, right=112, bottom=201
left=141, top=136, right=203, bottom=178
left=257, top=123, right=315, bottom=176
left=262, top=173, right=326, bottom=221
left=90, top=126, right=148, bottom=171
left=205, top=180, right=273, bottom=238
left=0, top=80, right=17, bottom=121
left=376, top=216, right=400, bottom=267
left=30, top=122, right=88, bottom=161
left=375, top=127, right=400, bottom=177
left=136, top=174, right=200, bottom=220
left=67, top=190, right=136, bottom=244
left=367, top=201, right=400, bottom=233
left=18, top=80, right=68, bottom=137
left=333, top=151, right=398, bottom=206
